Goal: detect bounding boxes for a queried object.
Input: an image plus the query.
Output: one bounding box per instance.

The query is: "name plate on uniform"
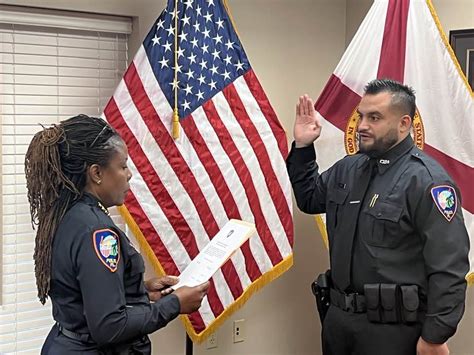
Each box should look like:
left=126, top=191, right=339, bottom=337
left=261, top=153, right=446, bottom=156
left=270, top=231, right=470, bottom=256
left=172, top=219, right=256, bottom=289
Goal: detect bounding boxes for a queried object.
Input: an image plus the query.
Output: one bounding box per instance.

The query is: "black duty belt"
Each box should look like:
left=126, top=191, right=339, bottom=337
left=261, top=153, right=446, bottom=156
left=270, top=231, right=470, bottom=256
left=330, top=284, right=424, bottom=325
left=57, top=323, right=93, bottom=343
left=330, top=288, right=366, bottom=313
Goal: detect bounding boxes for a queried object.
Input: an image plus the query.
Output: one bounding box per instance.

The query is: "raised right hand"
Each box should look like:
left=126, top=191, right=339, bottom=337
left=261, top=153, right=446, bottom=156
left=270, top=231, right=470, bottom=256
left=173, top=282, right=210, bottom=314
left=293, top=94, right=322, bottom=147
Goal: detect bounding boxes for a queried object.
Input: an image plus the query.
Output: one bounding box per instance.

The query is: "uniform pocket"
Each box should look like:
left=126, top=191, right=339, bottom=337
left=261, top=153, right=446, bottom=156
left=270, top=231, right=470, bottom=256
left=366, top=201, right=403, bottom=248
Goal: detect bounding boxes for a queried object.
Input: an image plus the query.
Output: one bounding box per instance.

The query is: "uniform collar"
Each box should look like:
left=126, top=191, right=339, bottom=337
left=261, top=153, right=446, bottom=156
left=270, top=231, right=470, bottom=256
left=357, top=135, right=414, bottom=175
left=82, top=192, right=110, bottom=216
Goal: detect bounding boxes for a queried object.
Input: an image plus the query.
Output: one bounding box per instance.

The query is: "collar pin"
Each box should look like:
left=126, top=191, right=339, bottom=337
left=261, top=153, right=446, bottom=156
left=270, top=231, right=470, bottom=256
left=97, top=201, right=110, bottom=216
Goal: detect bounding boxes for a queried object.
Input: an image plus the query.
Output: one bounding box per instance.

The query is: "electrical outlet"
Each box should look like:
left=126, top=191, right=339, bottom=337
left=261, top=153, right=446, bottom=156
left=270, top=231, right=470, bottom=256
left=233, top=319, right=245, bottom=343
left=206, top=332, right=218, bottom=349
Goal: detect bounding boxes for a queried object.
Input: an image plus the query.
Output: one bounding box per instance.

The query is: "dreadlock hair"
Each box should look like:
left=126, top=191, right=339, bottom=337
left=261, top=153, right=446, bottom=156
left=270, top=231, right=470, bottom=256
left=364, top=78, right=417, bottom=120
left=25, top=114, right=122, bottom=304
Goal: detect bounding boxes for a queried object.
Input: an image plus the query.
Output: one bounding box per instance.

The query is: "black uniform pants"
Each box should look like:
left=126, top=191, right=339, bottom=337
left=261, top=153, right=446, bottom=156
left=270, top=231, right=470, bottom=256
left=322, top=305, right=422, bottom=355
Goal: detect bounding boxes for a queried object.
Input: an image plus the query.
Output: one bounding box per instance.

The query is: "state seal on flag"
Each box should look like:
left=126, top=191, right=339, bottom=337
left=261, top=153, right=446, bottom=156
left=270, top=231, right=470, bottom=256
left=344, top=107, right=425, bottom=155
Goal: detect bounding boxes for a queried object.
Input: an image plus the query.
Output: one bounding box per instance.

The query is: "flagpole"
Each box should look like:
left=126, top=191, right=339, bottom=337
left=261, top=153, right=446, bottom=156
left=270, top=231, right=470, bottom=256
left=186, top=334, right=193, bottom=355
left=172, top=0, right=180, bottom=139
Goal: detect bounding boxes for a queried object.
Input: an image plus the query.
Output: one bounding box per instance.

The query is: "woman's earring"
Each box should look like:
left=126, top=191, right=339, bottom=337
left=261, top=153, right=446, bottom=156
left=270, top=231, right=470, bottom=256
left=97, top=180, right=102, bottom=185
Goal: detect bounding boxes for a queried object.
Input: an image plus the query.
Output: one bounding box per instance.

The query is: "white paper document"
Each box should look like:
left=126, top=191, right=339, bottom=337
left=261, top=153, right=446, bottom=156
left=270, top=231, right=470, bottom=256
left=172, top=219, right=256, bottom=289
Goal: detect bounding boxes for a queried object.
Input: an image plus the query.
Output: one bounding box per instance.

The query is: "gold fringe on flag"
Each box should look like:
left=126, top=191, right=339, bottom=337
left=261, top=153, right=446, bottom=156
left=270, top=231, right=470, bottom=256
left=118, top=205, right=166, bottom=277
left=314, top=215, right=329, bottom=249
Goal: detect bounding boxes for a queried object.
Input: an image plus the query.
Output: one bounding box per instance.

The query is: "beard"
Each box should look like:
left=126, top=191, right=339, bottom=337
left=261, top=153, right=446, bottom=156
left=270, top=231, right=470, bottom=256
left=358, top=127, right=399, bottom=158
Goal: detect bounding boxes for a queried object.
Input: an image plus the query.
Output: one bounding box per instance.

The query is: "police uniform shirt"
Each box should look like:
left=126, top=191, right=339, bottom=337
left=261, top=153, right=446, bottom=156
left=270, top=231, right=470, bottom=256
left=351, top=135, right=415, bottom=293
left=286, top=135, right=470, bottom=344
left=49, top=192, right=180, bottom=348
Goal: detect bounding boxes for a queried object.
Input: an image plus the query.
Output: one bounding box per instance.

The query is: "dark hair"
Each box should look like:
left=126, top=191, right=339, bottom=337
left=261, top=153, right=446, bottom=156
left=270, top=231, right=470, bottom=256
left=364, top=79, right=416, bottom=119
left=25, top=114, right=122, bottom=304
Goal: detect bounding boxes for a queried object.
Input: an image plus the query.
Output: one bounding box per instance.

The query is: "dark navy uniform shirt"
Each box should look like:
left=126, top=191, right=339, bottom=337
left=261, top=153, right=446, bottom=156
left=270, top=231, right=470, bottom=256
left=49, top=193, right=180, bottom=351
left=286, top=136, right=469, bottom=343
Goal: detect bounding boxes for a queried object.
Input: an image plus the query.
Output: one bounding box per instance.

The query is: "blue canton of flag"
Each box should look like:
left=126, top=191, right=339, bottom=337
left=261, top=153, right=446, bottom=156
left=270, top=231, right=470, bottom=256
left=143, top=0, right=250, bottom=118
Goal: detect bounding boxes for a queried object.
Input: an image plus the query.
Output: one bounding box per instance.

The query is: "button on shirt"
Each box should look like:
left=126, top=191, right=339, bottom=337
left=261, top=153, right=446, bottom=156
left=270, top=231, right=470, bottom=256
left=286, top=135, right=470, bottom=343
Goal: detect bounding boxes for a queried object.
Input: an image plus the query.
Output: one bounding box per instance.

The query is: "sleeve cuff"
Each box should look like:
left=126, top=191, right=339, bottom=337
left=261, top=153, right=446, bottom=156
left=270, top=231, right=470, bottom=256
left=159, top=293, right=181, bottom=321
left=421, top=316, right=456, bottom=344
left=287, top=141, right=316, bottom=164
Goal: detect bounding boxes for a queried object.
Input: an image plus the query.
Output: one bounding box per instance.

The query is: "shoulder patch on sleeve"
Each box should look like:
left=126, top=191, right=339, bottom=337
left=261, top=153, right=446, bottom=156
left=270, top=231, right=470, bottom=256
left=92, top=229, right=120, bottom=272
left=431, top=185, right=457, bottom=222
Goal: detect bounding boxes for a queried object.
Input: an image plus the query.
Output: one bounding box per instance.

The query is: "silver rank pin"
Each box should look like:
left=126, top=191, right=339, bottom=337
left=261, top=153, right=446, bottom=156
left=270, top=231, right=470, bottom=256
left=379, top=159, right=390, bottom=165
left=97, top=201, right=110, bottom=216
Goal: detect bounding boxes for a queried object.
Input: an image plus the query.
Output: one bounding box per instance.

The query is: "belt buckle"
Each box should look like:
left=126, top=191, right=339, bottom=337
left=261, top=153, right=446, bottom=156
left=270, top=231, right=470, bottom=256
left=344, top=293, right=356, bottom=312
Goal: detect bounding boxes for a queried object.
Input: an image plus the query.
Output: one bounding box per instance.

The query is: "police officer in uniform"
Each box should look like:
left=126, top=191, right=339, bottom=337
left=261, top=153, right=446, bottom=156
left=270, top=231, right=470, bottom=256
left=286, top=79, right=469, bottom=355
left=25, top=115, right=209, bottom=354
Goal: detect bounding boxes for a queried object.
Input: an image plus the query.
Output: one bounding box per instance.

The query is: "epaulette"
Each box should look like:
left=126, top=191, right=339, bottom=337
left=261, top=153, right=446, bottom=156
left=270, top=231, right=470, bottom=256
left=410, top=147, right=452, bottom=182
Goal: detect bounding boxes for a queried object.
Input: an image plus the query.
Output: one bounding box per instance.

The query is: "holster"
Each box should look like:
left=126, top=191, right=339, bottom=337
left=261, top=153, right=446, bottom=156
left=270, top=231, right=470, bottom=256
left=311, top=270, right=332, bottom=323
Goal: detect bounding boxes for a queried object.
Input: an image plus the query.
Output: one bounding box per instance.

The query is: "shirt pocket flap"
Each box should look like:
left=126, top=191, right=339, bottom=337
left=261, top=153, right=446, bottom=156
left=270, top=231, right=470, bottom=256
left=328, top=188, right=349, bottom=204
left=367, top=201, right=402, bottom=222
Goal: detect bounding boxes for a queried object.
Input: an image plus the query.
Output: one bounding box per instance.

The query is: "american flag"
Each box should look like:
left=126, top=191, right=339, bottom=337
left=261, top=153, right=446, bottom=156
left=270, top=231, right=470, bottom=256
left=103, top=0, right=294, bottom=340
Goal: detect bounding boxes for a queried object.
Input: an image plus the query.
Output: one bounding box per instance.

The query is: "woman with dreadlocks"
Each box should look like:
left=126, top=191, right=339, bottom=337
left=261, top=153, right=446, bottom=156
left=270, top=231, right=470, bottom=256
left=25, top=114, right=209, bottom=354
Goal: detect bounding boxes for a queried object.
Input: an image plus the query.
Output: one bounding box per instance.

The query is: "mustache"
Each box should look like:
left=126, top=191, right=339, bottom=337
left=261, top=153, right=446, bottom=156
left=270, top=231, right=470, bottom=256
left=357, top=131, right=373, bottom=138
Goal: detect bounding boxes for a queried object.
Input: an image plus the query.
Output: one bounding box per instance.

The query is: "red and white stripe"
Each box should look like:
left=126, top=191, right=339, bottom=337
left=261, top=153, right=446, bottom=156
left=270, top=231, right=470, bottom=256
left=103, top=45, right=293, bottom=333
left=314, top=0, right=473, bottom=276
